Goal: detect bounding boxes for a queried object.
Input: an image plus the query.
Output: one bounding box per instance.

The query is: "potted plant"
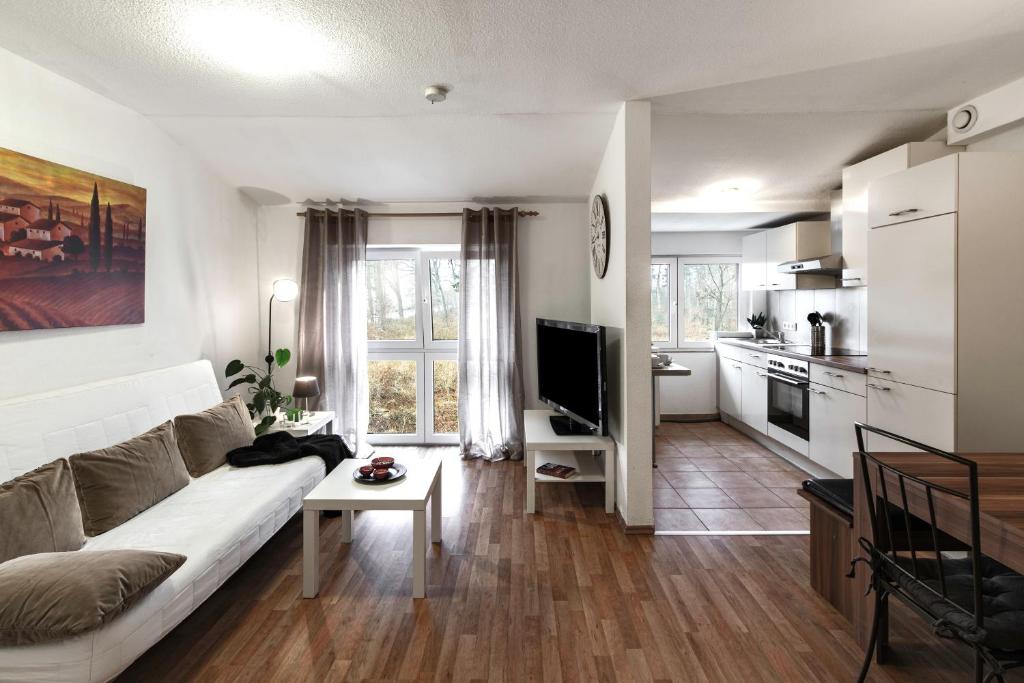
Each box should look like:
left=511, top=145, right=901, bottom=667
left=224, top=349, right=293, bottom=434
left=746, top=312, right=768, bottom=338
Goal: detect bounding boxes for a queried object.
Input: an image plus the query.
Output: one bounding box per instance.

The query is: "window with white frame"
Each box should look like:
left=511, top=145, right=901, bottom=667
left=366, top=249, right=459, bottom=444
left=651, top=256, right=741, bottom=349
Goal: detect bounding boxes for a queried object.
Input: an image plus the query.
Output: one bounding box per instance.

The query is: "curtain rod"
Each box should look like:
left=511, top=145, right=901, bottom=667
left=295, top=209, right=540, bottom=218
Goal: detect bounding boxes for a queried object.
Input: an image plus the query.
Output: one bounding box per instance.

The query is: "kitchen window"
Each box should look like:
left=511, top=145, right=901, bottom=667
left=366, top=249, right=459, bottom=444
left=650, top=256, right=741, bottom=349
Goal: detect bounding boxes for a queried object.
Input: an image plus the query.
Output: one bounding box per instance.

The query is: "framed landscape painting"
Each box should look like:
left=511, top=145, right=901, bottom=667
left=0, top=147, right=146, bottom=331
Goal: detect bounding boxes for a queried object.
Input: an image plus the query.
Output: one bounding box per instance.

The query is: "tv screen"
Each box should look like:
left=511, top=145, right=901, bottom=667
left=536, top=318, right=607, bottom=434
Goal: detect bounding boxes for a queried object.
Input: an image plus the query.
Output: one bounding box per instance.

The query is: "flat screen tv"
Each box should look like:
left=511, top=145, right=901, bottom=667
left=536, top=318, right=608, bottom=436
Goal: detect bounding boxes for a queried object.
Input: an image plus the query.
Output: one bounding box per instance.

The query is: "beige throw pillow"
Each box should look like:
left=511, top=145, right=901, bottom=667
left=0, top=459, right=85, bottom=564
left=0, top=549, right=186, bottom=646
left=70, top=421, right=190, bottom=536
left=173, top=395, right=256, bottom=477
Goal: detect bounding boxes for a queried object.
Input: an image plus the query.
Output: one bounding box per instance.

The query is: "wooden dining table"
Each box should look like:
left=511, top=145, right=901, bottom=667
left=851, top=451, right=1024, bottom=648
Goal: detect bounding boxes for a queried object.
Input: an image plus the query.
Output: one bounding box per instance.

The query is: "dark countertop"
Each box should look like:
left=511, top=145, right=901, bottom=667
left=717, top=338, right=870, bottom=374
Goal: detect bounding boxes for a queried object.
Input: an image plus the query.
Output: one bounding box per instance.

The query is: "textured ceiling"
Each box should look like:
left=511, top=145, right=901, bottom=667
left=2, top=0, right=1024, bottom=210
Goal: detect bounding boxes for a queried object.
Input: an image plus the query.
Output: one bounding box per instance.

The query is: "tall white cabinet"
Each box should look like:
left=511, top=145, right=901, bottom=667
left=866, top=153, right=1024, bottom=452
left=840, top=142, right=961, bottom=288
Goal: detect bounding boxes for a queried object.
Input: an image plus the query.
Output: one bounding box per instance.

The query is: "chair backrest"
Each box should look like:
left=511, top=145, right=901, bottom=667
left=854, top=422, right=983, bottom=634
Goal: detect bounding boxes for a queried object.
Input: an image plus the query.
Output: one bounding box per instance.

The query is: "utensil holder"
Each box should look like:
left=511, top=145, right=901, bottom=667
left=810, top=326, right=825, bottom=354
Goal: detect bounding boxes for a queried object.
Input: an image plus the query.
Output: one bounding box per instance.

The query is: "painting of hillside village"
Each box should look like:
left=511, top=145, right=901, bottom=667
left=0, top=147, right=146, bottom=331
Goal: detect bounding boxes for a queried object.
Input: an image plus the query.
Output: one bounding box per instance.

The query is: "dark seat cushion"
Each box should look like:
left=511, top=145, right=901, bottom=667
left=802, top=478, right=854, bottom=516
left=884, top=556, right=1024, bottom=652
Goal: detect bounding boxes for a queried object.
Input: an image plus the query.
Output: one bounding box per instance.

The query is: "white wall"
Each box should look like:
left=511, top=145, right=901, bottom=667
left=0, top=47, right=260, bottom=396
left=651, top=230, right=744, bottom=256
left=589, top=101, right=653, bottom=527
left=256, top=201, right=591, bottom=406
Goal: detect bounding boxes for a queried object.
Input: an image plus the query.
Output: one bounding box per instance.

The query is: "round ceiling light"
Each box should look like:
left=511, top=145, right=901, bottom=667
left=425, top=85, right=449, bottom=104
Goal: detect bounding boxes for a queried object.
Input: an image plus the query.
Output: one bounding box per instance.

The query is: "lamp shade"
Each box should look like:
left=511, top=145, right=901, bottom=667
left=292, top=376, right=320, bottom=399
left=272, top=278, right=299, bottom=302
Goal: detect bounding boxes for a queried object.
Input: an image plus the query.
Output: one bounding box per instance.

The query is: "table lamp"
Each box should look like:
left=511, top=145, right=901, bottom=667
left=292, top=376, right=320, bottom=419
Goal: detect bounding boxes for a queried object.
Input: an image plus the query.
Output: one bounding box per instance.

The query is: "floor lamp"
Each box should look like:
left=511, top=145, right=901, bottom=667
left=266, top=278, right=299, bottom=373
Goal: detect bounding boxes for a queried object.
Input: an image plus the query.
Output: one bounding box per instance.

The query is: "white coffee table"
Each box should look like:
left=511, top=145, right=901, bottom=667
left=302, top=455, right=442, bottom=599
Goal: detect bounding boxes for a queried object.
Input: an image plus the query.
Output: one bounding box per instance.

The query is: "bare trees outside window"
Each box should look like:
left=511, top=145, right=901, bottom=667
left=651, top=257, right=740, bottom=348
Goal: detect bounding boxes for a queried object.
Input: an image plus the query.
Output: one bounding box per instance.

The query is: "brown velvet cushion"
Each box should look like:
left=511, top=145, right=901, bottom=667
left=174, top=395, right=255, bottom=477
left=69, top=421, right=190, bottom=536
left=0, top=549, right=186, bottom=646
left=0, top=460, right=85, bottom=564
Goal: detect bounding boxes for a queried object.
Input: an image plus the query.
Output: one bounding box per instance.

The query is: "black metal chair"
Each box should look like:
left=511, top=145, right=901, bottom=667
left=853, top=423, right=1024, bottom=683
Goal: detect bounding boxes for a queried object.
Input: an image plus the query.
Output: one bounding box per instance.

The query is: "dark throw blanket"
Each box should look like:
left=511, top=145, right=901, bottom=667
left=227, top=431, right=352, bottom=474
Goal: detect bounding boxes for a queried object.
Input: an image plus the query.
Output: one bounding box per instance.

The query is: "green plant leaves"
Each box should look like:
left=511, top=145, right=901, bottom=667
left=274, top=348, right=291, bottom=367
left=225, top=359, right=245, bottom=377
left=254, top=415, right=277, bottom=435
left=227, top=373, right=257, bottom=389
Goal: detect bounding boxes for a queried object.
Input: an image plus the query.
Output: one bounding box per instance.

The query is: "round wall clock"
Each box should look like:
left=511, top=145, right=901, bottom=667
left=590, top=194, right=609, bottom=278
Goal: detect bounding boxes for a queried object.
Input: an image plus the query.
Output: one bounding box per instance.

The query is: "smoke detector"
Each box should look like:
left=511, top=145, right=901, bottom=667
left=424, top=85, right=448, bottom=104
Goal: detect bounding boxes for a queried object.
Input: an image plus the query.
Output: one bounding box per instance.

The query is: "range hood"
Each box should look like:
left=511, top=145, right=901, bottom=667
left=777, top=253, right=842, bottom=275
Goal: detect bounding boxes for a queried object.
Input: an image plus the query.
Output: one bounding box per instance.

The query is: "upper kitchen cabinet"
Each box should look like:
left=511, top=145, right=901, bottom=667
left=741, top=230, right=767, bottom=291
left=866, top=153, right=1024, bottom=453
left=743, top=222, right=833, bottom=292
left=765, top=221, right=833, bottom=291
left=840, top=142, right=961, bottom=288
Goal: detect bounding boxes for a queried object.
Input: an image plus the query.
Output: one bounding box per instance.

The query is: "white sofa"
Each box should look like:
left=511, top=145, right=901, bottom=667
left=0, top=361, right=327, bottom=682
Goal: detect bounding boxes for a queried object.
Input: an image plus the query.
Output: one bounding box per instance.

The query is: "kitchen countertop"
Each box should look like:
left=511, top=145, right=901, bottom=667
left=717, top=338, right=870, bottom=374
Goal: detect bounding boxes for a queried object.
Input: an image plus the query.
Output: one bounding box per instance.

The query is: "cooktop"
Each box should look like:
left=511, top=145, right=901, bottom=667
left=772, top=346, right=866, bottom=357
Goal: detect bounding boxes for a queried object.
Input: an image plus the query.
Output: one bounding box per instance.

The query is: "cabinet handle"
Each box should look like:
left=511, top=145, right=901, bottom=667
left=888, top=208, right=920, bottom=217
left=867, top=367, right=892, bottom=374
left=842, top=277, right=862, bottom=282
left=748, top=353, right=761, bottom=358
left=731, top=364, right=742, bottom=370
left=770, top=283, right=781, bottom=286
left=866, top=383, right=891, bottom=392
left=756, top=372, right=768, bottom=377
left=823, top=371, right=844, bottom=378
left=809, top=388, right=827, bottom=395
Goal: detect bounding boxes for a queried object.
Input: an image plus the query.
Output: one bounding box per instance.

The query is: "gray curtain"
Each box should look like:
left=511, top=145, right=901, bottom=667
left=458, top=208, right=525, bottom=461
left=296, top=208, right=369, bottom=452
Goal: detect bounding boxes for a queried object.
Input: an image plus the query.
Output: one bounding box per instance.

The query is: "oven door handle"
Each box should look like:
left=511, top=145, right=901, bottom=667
left=768, top=374, right=809, bottom=387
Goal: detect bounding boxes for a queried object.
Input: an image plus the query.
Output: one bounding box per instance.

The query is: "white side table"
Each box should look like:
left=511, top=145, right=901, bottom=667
left=524, top=409, right=615, bottom=514
left=266, top=410, right=335, bottom=437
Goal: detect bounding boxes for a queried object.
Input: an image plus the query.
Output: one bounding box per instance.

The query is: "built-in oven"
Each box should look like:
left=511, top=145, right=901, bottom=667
left=766, top=354, right=810, bottom=445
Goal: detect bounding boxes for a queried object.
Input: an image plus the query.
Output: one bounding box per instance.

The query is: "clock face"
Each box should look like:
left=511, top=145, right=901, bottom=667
left=590, top=195, right=608, bottom=278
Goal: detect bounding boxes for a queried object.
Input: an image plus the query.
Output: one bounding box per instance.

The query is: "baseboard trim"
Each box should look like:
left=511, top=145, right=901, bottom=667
left=660, top=413, right=719, bottom=423
left=616, top=507, right=655, bottom=535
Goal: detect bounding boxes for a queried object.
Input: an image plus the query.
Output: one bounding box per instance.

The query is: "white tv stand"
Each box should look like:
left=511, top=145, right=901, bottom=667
left=524, top=409, right=615, bottom=514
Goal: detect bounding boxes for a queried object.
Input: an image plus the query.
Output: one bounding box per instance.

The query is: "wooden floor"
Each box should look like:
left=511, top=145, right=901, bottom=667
left=121, top=448, right=1006, bottom=682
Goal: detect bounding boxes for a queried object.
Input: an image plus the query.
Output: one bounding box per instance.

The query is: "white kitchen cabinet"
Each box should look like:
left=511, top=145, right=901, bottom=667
left=865, top=153, right=1024, bottom=454
left=809, top=384, right=865, bottom=478
left=741, top=231, right=767, bottom=291
left=868, top=154, right=958, bottom=229
left=867, top=213, right=956, bottom=393
left=841, top=142, right=960, bottom=287
left=740, top=363, right=768, bottom=435
left=765, top=221, right=833, bottom=291
left=865, top=377, right=955, bottom=453
left=718, top=358, right=743, bottom=418
left=809, top=363, right=866, bottom=397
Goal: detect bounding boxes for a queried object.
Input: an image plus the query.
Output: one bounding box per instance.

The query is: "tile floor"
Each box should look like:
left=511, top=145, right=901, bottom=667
left=654, top=420, right=810, bottom=533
